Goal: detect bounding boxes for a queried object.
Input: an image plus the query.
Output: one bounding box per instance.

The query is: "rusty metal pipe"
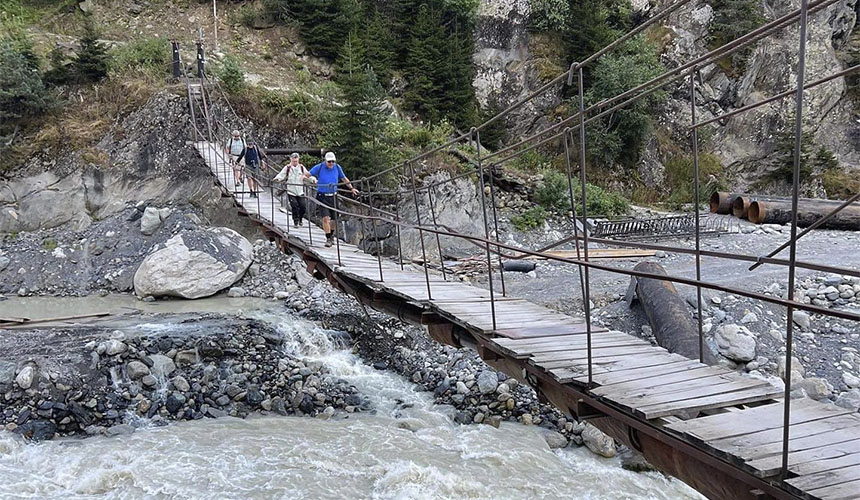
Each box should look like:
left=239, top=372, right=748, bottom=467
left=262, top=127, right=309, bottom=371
left=629, top=262, right=717, bottom=364
left=733, top=195, right=853, bottom=219
left=749, top=199, right=860, bottom=228
left=709, top=191, right=742, bottom=214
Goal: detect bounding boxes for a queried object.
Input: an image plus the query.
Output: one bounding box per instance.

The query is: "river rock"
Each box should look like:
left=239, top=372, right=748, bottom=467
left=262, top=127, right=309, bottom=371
left=582, top=423, right=616, bottom=458
left=843, top=372, right=860, bottom=389
left=104, top=339, right=128, bottom=356
left=139, top=206, right=164, bottom=235
left=835, top=389, right=860, bottom=411
left=795, top=378, right=833, bottom=400
left=792, top=311, right=811, bottom=329
left=105, top=424, right=135, bottom=437
left=174, top=349, right=199, bottom=365
left=778, top=356, right=805, bottom=382
left=171, top=375, right=190, bottom=392
left=15, top=366, right=35, bottom=390
left=133, top=227, right=253, bottom=299
left=541, top=430, right=568, bottom=449
left=149, top=354, right=176, bottom=378
left=476, top=370, right=498, bottom=395
left=714, top=324, right=756, bottom=362
left=126, top=361, right=150, bottom=380
left=14, top=420, right=56, bottom=441
left=166, top=393, right=186, bottom=414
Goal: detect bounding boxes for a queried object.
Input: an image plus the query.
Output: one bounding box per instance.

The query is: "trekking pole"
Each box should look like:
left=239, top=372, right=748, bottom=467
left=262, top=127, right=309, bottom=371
left=334, top=191, right=343, bottom=266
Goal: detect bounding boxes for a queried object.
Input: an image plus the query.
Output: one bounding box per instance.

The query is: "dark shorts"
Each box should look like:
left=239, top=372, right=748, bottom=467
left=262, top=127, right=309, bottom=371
left=245, top=160, right=259, bottom=178
left=316, top=193, right=337, bottom=219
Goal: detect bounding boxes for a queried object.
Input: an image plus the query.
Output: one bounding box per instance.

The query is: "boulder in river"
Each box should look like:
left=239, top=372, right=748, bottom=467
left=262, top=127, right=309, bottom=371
left=581, top=423, right=616, bottom=458
left=133, top=227, right=253, bottom=299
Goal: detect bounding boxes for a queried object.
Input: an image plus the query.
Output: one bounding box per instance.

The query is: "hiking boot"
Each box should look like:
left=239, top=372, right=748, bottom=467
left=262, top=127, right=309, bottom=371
left=324, top=237, right=333, bottom=248
left=298, top=220, right=304, bottom=227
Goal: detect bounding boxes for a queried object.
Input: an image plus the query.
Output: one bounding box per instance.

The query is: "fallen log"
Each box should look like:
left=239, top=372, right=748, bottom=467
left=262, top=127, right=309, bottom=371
left=626, top=262, right=716, bottom=364
left=502, top=260, right=536, bottom=273
left=0, top=312, right=112, bottom=328
left=748, top=199, right=860, bottom=229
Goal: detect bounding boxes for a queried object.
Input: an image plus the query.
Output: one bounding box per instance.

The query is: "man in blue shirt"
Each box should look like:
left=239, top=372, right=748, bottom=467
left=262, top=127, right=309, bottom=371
left=306, top=151, right=359, bottom=247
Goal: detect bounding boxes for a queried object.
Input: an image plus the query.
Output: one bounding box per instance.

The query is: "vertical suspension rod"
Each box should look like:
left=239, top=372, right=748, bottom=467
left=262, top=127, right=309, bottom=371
left=690, top=70, right=705, bottom=363
left=408, top=162, right=432, bottom=300
left=576, top=67, right=593, bottom=386
left=473, top=128, right=497, bottom=330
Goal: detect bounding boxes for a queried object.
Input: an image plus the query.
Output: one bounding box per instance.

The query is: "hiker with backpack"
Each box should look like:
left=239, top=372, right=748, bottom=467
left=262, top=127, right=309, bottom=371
left=273, top=152, right=309, bottom=226
left=225, top=130, right=246, bottom=187
left=238, top=140, right=262, bottom=198
left=305, top=151, right=358, bottom=247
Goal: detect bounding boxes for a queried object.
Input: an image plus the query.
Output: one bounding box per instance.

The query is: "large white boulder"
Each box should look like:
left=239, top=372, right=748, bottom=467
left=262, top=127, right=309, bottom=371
left=133, top=227, right=253, bottom=299
left=714, top=324, right=757, bottom=363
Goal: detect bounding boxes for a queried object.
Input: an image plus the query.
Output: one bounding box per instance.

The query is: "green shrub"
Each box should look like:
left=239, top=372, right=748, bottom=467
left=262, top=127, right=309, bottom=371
left=535, top=168, right=571, bottom=212
left=664, top=153, right=725, bottom=208
left=218, top=56, right=245, bottom=93
left=821, top=167, right=860, bottom=200
left=708, top=0, right=764, bottom=73
left=110, top=38, right=170, bottom=75
left=42, top=237, right=58, bottom=251
left=534, top=168, right=629, bottom=216
left=404, top=126, right=434, bottom=148
left=0, top=38, right=50, bottom=128
left=528, top=0, right=569, bottom=32
left=585, top=36, right=664, bottom=169
left=512, top=150, right=552, bottom=171
left=511, top=206, right=548, bottom=231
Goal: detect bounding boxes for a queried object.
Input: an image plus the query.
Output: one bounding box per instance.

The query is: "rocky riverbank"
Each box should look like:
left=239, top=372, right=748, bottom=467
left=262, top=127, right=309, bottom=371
left=0, top=312, right=367, bottom=441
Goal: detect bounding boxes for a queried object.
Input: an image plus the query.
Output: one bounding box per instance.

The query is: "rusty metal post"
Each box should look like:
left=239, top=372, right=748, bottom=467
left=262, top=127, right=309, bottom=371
left=782, top=0, right=809, bottom=478
left=334, top=190, right=342, bottom=266
left=369, top=180, right=384, bottom=282
left=172, top=41, right=180, bottom=78
left=576, top=66, right=593, bottom=386
left=408, top=161, right=432, bottom=300
left=563, top=127, right=587, bottom=303
left=473, top=128, right=497, bottom=330
left=487, top=162, right=506, bottom=296
left=690, top=70, right=705, bottom=363
left=196, top=40, right=205, bottom=79
left=427, top=184, right=447, bottom=280
left=395, top=189, right=404, bottom=271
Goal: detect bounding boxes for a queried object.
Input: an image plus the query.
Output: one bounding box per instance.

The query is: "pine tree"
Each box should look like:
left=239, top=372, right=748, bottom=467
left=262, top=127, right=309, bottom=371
left=0, top=39, right=50, bottom=127
left=73, top=20, right=109, bottom=83
left=403, top=2, right=445, bottom=122
left=330, top=32, right=390, bottom=181
left=362, top=8, right=396, bottom=83
left=291, top=0, right=362, bottom=60
left=438, top=12, right=478, bottom=128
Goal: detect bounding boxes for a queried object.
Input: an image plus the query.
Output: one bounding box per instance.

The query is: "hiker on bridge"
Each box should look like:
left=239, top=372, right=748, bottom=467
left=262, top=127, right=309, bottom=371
left=306, top=151, right=358, bottom=247
left=273, top=152, right=309, bottom=227
left=238, top=140, right=262, bottom=198
left=225, top=130, right=246, bottom=187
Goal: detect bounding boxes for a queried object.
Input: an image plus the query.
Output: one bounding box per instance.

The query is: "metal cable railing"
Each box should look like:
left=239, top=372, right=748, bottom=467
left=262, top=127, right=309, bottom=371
left=173, top=0, right=859, bottom=485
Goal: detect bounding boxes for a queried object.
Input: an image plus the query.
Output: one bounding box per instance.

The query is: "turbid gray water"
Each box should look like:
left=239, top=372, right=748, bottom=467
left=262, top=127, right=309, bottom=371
left=0, top=299, right=704, bottom=499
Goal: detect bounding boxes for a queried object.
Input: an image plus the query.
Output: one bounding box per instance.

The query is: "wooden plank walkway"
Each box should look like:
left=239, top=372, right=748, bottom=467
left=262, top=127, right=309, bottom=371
left=195, top=141, right=859, bottom=500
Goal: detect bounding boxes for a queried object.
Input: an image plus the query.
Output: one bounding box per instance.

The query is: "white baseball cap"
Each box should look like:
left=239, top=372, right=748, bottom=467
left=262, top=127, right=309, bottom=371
left=324, top=152, right=336, bottom=162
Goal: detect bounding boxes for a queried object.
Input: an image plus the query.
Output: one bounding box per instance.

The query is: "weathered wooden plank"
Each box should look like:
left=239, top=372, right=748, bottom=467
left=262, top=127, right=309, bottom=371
left=586, top=359, right=704, bottom=386
left=501, top=338, right=651, bottom=360
left=635, top=384, right=783, bottom=420
left=607, top=376, right=767, bottom=409
left=593, top=366, right=734, bottom=396
left=531, top=345, right=664, bottom=364
left=723, top=422, right=860, bottom=463
left=668, top=399, right=852, bottom=444
left=788, top=452, right=860, bottom=477
left=548, top=352, right=688, bottom=376
left=493, top=331, right=637, bottom=349
left=708, top=413, right=860, bottom=457
left=806, top=477, right=860, bottom=500
left=743, top=431, right=860, bottom=477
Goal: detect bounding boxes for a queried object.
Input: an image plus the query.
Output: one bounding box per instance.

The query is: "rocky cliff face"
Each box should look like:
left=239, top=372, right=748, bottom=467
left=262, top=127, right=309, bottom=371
left=473, top=0, right=565, bottom=139
left=0, top=92, right=227, bottom=234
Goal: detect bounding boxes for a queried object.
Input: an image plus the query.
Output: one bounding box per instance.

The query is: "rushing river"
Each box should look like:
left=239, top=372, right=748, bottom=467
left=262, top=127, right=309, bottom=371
left=0, top=297, right=704, bottom=499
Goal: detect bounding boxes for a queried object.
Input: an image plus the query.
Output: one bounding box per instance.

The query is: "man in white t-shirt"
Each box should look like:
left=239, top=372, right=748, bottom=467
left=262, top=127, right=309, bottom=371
left=273, top=153, right=309, bottom=227
left=224, top=130, right=246, bottom=186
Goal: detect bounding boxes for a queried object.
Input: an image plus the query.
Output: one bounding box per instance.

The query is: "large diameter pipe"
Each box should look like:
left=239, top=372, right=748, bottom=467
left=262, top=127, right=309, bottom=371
left=709, top=192, right=741, bottom=214
left=749, top=199, right=860, bottom=229
left=628, top=262, right=717, bottom=364
left=733, top=194, right=855, bottom=219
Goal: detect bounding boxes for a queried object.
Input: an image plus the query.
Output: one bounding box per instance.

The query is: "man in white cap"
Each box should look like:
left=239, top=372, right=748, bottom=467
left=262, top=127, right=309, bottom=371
left=225, top=130, right=246, bottom=186
left=306, top=151, right=358, bottom=247
left=273, top=152, right=309, bottom=227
